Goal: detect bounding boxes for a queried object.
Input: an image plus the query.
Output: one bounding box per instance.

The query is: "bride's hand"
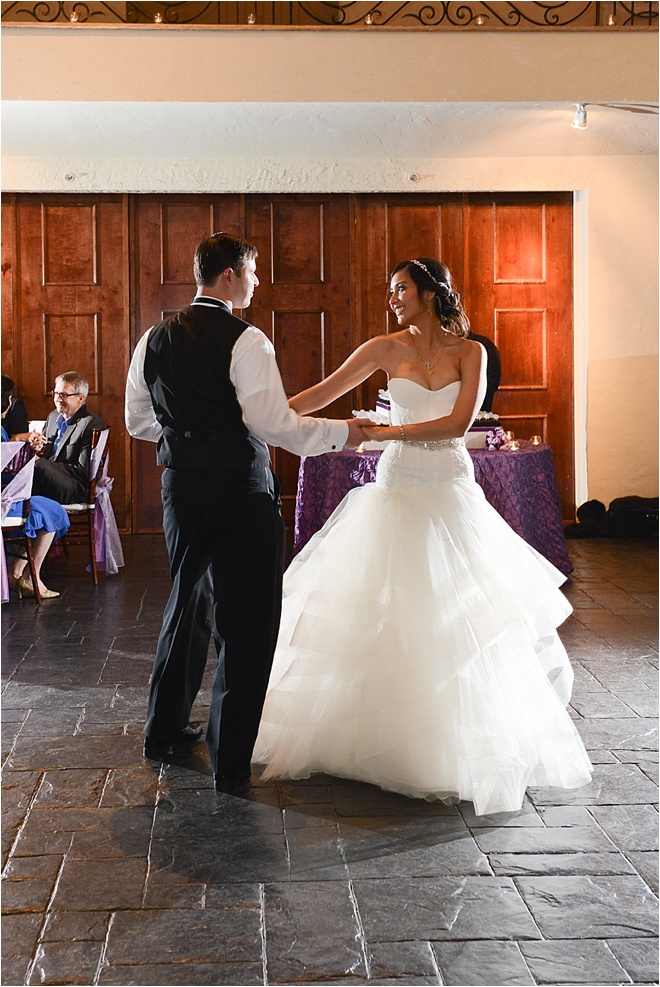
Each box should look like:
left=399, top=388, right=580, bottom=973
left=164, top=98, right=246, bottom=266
left=362, top=425, right=390, bottom=442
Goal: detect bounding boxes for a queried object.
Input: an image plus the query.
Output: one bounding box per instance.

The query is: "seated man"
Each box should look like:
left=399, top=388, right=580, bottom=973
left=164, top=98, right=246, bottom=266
left=31, top=372, right=104, bottom=504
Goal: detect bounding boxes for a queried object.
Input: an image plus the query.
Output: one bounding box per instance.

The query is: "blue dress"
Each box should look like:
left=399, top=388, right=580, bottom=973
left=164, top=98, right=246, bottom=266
left=2, top=427, right=70, bottom=540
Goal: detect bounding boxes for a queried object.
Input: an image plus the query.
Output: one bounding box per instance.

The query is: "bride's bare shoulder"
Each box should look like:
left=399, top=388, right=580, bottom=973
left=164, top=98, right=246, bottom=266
left=461, top=336, right=486, bottom=357
left=368, top=330, right=410, bottom=352
left=353, top=332, right=411, bottom=375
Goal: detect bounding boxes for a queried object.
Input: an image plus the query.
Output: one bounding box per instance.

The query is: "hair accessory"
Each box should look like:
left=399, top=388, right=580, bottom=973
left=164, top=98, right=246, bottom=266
left=409, top=259, right=451, bottom=294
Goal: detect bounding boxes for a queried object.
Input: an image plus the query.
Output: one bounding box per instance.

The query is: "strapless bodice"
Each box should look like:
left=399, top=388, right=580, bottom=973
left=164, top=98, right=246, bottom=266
left=388, top=377, right=461, bottom=426
left=376, top=377, right=473, bottom=490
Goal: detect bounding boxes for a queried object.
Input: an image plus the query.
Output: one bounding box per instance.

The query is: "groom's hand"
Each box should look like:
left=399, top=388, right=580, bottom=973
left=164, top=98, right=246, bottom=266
left=343, top=418, right=376, bottom=448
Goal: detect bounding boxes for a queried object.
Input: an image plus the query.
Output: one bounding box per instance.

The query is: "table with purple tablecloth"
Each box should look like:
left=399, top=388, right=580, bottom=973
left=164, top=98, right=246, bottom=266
left=293, top=440, right=573, bottom=576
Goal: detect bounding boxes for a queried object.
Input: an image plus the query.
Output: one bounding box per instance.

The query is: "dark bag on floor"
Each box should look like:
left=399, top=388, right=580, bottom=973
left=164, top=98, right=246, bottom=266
left=565, top=499, right=610, bottom=538
left=607, top=496, right=659, bottom=538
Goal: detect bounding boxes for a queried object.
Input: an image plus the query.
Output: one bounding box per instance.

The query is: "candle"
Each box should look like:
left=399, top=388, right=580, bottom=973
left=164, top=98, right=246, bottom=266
left=530, top=435, right=542, bottom=446
left=504, top=430, right=515, bottom=442
left=507, top=440, right=520, bottom=451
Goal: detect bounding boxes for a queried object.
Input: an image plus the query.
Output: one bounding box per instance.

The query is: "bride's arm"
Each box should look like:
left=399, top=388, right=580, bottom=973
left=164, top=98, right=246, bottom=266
left=364, top=340, right=486, bottom=443
left=289, top=337, right=384, bottom=414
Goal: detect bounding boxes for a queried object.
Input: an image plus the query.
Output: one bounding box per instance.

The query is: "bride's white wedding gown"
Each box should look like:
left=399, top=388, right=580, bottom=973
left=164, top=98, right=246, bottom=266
left=253, top=378, right=592, bottom=816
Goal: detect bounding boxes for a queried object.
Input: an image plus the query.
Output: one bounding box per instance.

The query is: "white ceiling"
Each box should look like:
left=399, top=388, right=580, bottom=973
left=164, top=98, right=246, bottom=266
left=2, top=100, right=658, bottom=159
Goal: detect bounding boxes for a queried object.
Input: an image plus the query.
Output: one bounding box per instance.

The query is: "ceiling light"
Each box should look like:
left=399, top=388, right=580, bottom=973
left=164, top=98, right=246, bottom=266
left=571, top=103, right=588, bottom=130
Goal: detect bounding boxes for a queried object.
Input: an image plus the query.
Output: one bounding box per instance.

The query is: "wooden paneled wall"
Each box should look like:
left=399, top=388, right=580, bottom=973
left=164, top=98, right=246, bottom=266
left=2, top=191, right=574, bottom=534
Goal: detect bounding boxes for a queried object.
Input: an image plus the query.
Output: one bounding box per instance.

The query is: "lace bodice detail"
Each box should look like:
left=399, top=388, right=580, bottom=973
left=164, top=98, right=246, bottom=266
left=376, top=378, right=474, bottom=489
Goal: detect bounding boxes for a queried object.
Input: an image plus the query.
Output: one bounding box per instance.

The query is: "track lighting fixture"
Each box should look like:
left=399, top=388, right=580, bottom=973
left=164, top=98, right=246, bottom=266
left=571, top=103, right=588, bottom=130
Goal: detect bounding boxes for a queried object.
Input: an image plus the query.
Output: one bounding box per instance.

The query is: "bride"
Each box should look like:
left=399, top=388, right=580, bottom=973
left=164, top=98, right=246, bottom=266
left=253, top=257, right=592, bottom=816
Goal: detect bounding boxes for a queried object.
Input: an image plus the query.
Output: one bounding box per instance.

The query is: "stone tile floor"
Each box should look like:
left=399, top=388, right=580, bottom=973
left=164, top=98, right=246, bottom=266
left=1, top=535, right=658, bottom=987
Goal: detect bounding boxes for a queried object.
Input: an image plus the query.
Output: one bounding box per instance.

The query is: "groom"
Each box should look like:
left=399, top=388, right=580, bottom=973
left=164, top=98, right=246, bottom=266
left=126, top=232, right=368, bottom=791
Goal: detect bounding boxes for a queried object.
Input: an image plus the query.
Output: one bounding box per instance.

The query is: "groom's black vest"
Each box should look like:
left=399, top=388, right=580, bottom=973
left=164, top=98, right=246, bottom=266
left=144, top=303, right=272, bottom=487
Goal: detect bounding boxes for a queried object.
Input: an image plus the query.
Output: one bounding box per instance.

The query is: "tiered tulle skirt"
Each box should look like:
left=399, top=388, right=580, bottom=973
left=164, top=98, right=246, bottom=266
left=254, top=467, right=592, bottom=816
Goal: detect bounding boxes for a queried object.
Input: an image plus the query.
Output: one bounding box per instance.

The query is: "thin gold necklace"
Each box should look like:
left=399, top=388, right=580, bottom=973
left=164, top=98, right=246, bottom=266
left=409, top=334, right=444, bottom=377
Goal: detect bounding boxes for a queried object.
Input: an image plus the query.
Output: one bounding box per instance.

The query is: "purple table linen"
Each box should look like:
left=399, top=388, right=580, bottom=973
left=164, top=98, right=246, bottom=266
left=293, top=440, right=573, bottom=576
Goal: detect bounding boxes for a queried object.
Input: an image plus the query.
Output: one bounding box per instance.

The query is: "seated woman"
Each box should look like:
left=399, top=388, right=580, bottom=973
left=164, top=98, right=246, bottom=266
left=2, top=398, right=69, bottom=600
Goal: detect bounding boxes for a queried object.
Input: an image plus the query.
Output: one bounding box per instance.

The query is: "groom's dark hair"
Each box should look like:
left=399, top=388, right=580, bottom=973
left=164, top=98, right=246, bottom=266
left=194, top=233, right=258, bottom=287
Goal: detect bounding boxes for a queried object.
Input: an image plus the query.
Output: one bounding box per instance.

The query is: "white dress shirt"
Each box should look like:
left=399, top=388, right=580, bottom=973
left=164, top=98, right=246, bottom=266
left=125, top=299, right=349, bottom=457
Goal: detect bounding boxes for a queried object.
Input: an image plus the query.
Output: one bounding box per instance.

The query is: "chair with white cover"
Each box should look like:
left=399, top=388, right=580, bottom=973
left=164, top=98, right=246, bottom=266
left=1, top=443, right=40, bottom=603
left=61, top=427, right=124, bottom=584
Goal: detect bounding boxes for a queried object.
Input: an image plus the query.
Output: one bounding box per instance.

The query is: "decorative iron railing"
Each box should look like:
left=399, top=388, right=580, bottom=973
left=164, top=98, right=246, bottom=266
left=1, top=1, right=658, bottom=28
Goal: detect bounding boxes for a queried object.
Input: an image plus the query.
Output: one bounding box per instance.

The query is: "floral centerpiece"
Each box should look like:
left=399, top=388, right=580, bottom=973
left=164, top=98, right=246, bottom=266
left=485, top=427, right=509, bottom=451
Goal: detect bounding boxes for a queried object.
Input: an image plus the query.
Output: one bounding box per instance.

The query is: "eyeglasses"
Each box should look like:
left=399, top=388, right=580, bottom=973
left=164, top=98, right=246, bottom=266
left=51, top=391, right=82, bottom=400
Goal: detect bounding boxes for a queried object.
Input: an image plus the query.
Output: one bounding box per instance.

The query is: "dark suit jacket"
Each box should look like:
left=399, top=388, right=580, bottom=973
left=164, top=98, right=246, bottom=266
left=35, top=404, right=105, bottom=502
left=469, top=332, right=502, bottom=412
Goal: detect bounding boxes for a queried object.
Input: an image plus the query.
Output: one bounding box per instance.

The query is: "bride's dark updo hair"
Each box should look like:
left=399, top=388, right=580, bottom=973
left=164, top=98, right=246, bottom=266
left=390, top=257, right=471, bottom=338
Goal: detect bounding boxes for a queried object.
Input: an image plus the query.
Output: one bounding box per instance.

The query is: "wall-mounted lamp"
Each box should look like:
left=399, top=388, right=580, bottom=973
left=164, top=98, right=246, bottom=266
left=571, top=103, right=588, bottom=130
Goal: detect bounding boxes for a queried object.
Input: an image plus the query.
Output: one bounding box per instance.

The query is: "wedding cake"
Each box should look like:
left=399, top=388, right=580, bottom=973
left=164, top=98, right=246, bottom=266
left=466, top=411, right=500, bottom=449
left=352, top=389, right=392, bottom=450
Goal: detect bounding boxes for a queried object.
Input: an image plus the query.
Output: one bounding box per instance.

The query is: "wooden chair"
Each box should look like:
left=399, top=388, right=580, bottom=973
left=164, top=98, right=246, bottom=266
left=61, top=428, right=111, bottom=584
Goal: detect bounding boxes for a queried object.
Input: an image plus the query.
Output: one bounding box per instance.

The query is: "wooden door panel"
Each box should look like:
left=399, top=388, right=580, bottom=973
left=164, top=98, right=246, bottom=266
left=465, top=193, right=574, bottom=517
left=160, top=201, right=216, bottom=285
left=42, top=203, right=99, bottom=284
left=246, top=195, right=353, bottom=532
left=271, top=201, right=326, bottom=283
left=497, top=414, right=548, bottom=442
left=354, top=195, right=465, bottom=411
left=43, top=313, right=101, bottom=392
left=493, top=203, right=547, bottom=283
left=274, top=311, right=326, bottom=393
left=12, top=194, right=130, bottom=529
left=130, top=194, right=244, bottom=532
left=495, top=308, right=547, bottom=389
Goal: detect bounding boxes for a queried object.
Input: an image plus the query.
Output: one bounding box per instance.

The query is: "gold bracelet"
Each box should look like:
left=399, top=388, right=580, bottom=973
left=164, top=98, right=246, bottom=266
left=399, top=424, right=406, bottom=441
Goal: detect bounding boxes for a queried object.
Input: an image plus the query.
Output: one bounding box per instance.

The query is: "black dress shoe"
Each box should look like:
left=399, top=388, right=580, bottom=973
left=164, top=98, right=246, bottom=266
left=144, top=725, right=204, bottom=759
left=213, top=772, right=251, bottom=793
